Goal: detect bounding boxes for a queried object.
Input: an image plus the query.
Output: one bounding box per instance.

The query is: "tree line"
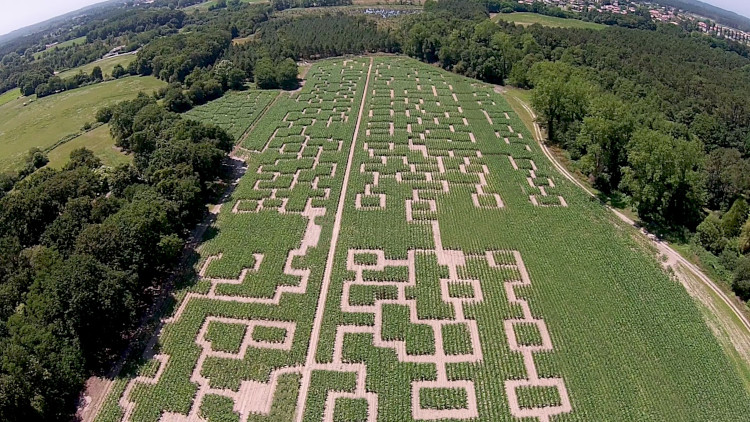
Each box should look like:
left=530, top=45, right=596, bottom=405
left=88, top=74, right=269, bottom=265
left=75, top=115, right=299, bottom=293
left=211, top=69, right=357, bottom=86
left=0, top=94, right=233, bottom=421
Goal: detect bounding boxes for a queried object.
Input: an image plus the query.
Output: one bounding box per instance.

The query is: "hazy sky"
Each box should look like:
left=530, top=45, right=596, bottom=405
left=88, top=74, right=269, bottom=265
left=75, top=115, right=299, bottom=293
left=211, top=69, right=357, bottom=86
left=0, top=0, right=105, bottom=36
left=2, top=0, right=750, bottom=36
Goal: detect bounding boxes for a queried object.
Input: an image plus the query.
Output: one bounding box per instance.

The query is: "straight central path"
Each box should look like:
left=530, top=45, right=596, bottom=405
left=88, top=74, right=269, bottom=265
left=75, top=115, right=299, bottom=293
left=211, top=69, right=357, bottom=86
left=293, top=57, right=374, bottom=422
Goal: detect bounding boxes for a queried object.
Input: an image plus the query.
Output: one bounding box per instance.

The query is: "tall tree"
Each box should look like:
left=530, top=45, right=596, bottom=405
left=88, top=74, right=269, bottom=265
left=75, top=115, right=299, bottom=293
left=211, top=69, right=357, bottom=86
left=621, top=129, right=705, bottom=227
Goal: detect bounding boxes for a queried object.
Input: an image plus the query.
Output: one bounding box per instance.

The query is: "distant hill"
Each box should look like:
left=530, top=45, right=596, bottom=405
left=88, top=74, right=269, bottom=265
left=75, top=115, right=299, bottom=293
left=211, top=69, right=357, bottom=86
left=0, top=0, right=126, bottom=47
left=655, top=0, right=750, bottom=32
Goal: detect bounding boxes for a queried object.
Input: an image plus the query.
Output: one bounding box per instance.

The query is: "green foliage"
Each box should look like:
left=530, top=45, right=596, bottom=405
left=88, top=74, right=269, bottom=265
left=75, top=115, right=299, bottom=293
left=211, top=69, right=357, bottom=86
left=733, top=257, right=750, bottom=301
left=705, top=148, right=750, bottom=211
left=739, top=218, right=750, bottom=254
left=574, top=94, right=634, bottom=192
left=696, top=213, right=726, bottom=254
left=254, top=57, right=277, bottom=89
left=529, top=61, right=591, bottom=146
left=419, top=387, right=468, bottom=410
left=206, top=321, right=247, bottom=353
left=621, top=129, right=705, bottom=227
left=133, top=31, right=231, bottom=83
left=722, top=198, right=749, bottom=238
left=276, top=58, right=298, bottom=90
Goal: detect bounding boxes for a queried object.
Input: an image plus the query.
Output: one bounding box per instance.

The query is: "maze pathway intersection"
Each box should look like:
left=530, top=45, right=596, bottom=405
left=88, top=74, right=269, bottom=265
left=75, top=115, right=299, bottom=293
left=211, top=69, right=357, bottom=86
left=100, top=57, right=571, bottom=422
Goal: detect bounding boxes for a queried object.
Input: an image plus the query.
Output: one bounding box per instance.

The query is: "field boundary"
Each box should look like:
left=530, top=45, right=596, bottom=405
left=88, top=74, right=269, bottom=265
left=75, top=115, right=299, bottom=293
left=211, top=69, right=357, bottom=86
left=513, top=97, right=750, bottom=337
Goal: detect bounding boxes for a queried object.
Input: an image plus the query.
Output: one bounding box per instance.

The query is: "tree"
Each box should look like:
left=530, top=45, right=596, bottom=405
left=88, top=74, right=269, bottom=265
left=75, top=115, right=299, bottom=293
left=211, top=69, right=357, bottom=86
left=704, top=148, right=750, bottom=210
left=163, top=85, right=192, bottom=113
left=621, top=129, right=705, bottom=227
left=574, top=94, right=634, bottom=192
left=64, top=148, right=101, bottom=171
left=733, top=257, right=750, bottom=301
left=111, top=64, right=127, bottom=79
left=95, top=105, right=114, bottom=123
left=722, top=198, right=749, bottom=238
left=90, top=66, right=103, bottom=81
left=254, top=56, right=277, bottom=89
left=696, top=212, right=726, bottom=253
left=276, top=58, right=298, bottom=90
left=530, top=61, right=591, bottom=146
left=227, top=68, right=246, bottom=90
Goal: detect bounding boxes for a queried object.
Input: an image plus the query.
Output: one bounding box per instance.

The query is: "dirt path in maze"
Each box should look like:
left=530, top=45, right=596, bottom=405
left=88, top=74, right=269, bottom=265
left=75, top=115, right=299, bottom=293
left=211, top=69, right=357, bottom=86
left=293, top=57, right=374, bottom=422
left=77, top=95, right=277, bottom=422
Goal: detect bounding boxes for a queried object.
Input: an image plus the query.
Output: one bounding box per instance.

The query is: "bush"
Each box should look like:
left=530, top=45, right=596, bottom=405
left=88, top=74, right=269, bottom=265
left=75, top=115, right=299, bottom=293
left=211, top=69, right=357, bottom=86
left=95, top=105, right=114, bottom=123
left=733, top=257, right=750, bottom=301
left=696, top=213, right=726, bottom=254
left=722, top=198, right=749, bottom=237
left=111, top=64, right=128, bottom=79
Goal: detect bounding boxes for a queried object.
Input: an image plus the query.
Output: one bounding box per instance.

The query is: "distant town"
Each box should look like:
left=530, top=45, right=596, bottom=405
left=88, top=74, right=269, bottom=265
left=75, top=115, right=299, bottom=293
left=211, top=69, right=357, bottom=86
left=518, top=0, right=750, bottom=43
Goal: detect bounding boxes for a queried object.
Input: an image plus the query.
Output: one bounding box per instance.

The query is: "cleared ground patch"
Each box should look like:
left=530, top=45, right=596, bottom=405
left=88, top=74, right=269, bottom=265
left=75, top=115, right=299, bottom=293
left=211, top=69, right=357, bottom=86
left=57, top=54, right=137, bottom=79
left=34, top=36, right=88, bottom=59
left=46, top=124, right=131, bottom=170
left=494, top=12, right=606, bottom=29
left=0, top=76, right=165, bottom=172
left=94, top=57, right=750, bottom=422
left=0, top=88, right=21, bottom=107
left=186, top=0, right=268, bottom=11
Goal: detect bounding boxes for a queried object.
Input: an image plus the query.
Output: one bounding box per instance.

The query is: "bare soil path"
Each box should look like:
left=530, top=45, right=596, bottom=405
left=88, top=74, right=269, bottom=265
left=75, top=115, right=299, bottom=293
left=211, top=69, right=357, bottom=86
left=77, top=89, right=279, bottom=422
left=293, top=57, right=374, bottom=422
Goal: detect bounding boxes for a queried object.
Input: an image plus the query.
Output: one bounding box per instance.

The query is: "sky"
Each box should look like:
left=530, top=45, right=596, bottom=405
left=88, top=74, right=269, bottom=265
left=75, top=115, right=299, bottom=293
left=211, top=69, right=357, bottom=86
left=703, top=0, right=750, bottom=20
left=2, top=0, right=750, bottom=37
left=0, top=0, right=105, bottom=36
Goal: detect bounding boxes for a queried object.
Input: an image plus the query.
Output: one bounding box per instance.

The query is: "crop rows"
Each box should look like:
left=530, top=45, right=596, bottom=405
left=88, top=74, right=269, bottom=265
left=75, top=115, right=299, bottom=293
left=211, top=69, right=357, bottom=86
left=95, top=56, right=750, bottom=422
left=186, top=90, right=278, bottom=141
left=95, top=58, right=370, bottom=422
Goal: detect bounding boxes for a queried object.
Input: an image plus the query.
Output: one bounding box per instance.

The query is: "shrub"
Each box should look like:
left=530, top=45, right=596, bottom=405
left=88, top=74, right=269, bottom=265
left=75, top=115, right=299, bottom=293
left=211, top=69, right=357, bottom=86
left=696, top=212, right=726, bottom=254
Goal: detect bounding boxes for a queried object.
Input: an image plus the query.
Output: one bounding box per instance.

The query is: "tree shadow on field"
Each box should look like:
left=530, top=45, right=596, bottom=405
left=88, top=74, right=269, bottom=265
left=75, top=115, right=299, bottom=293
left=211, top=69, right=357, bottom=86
left=202, top=225, right=220, bottom=243
left=603, top=191, right=629, bottom=209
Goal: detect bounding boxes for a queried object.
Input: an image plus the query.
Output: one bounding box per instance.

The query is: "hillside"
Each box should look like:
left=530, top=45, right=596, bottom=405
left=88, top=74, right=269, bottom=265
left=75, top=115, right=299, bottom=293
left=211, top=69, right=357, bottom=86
left=0, top=76, right=164, bottom=172
left=655, top=0, right=750, bottom=31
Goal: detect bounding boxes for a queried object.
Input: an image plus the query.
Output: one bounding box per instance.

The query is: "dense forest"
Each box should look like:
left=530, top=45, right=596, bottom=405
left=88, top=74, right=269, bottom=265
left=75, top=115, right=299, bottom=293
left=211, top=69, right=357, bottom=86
left=0, top=94, right=233, bottom=420
left=2, top=0, right=750, bottom=419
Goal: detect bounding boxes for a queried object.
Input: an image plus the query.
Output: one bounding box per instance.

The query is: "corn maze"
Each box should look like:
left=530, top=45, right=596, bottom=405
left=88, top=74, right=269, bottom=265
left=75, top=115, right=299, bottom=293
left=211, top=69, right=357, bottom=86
left=186, top=90, right=279, bottom=141
left=96, top=57, right=750, bottom=422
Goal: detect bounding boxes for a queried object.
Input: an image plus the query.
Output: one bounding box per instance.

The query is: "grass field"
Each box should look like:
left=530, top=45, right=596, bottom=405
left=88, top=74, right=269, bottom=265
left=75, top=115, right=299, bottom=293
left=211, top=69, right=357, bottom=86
left=46, top=124, right=131, bottom=170
left=57, top=54, right=137, bottom=79
left=185, top=89, right=278, bottom=141
left=94, top=57, right=750, bottom=422
left=494, top=12, right=606, bottom=29
left=0, top=88, right=21, bottom=107
left=185, top=0, right=268, bottom=11
left=0, top=76, right=165, bottom=173
left=34, top=36, right=88, bottom=59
